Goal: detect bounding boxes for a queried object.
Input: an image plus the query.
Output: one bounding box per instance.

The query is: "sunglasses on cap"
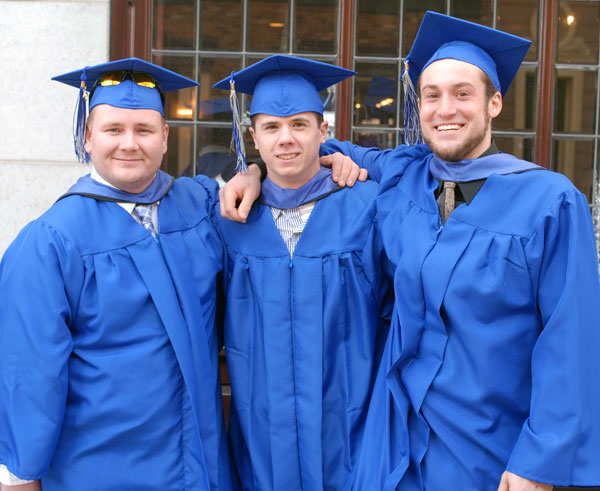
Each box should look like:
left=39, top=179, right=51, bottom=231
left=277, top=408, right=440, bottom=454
left=96, top=70, right=160, bottom=89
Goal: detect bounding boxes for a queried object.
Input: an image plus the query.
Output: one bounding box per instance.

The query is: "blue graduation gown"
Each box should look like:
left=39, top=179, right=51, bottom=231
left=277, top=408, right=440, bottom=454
left=0, top=176, right=235, bottom=490
left=322, top=140, right=600, bottom=489
left=215, top=181, right=392, bottom=491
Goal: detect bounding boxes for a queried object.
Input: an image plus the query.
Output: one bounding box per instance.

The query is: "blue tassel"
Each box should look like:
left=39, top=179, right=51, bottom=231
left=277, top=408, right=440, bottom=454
left=229, top=72, right=248, bottom=173
left=73, top=68, right=91, bottom=163
left=402, top=61, right=423, bottom=146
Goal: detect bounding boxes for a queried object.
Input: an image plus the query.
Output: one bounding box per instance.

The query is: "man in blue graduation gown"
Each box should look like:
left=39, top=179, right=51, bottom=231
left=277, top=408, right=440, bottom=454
left=0, top=59, right=235, bottom=490
left=212, top=56, right=393, bottom=490
left=318, top=12, right=600, bottom=491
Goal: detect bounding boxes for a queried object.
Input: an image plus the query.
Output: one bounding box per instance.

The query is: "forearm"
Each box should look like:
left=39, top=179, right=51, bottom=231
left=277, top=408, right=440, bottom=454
left=1, top=482, right=41, bottom=491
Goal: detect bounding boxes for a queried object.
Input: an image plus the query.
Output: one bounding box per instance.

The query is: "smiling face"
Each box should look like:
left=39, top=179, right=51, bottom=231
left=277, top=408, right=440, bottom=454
left=250, top=112, right=328, bottom=189
left=84, top=104, right=169, bottom=193
left=418, top=58, right=502, bottom=161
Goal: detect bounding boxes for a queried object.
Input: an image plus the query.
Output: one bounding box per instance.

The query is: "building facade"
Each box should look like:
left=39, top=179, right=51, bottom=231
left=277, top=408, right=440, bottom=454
left=1, top=0, right=599, bottom=259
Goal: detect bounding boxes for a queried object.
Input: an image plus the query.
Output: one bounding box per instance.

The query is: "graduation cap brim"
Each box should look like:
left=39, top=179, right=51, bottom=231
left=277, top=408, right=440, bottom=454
left=212, top=55, right=355, bottom=94
left=52, top=57, right=198, bottom=92
left=405, top=11, right=531, bottom=95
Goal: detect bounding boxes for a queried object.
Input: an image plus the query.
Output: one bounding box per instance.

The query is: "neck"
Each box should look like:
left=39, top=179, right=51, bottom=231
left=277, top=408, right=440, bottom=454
left=267, top=163, right=320, bottom=190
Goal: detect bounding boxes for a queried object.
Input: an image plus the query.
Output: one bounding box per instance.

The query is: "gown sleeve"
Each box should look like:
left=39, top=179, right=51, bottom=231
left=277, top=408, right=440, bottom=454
left=320, top=139, right=402, bottom=183
left=0, top=220, right=82, bottom=480
left=506, top=188, right=600, bottom=486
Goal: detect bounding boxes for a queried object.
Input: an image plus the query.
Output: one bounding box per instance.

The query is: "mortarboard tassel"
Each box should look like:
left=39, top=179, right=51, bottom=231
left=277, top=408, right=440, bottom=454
left=401, top=61, right=423, bottom=146
left=229, top=73, right=248, bottom=173
left=73, top=68, right=91, bottom=163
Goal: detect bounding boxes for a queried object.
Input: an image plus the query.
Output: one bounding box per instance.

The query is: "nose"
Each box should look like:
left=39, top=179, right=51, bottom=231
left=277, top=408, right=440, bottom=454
left=119, top=130, right=140, bottom=151
left=277, top=124, right=294, bottom=145
left=438, top=94, right=457, bottom=118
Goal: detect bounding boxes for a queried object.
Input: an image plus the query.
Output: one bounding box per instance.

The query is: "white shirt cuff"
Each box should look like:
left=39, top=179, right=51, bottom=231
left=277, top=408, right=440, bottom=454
left=0, top=465, right=34, bottom=485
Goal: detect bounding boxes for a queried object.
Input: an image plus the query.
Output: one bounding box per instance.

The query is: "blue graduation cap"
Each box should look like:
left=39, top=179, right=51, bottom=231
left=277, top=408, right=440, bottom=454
left=213, top=55, right=355, bottom=172
left=401, top=11, right=532, bottom=144
left=52, top=57, right=198, bottom=163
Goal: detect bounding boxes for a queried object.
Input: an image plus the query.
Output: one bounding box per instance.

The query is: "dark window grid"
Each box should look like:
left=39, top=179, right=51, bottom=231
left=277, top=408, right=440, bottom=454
left=151, top=0, right=341, bottom=176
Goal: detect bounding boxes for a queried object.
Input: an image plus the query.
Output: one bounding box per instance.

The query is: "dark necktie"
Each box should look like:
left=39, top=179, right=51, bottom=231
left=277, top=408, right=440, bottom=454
left=437, top=181, right=457, bottom=225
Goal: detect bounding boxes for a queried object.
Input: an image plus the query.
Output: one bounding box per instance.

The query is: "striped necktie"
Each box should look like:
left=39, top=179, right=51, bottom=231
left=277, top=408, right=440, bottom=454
left=133, top=204, right=158, bottom=240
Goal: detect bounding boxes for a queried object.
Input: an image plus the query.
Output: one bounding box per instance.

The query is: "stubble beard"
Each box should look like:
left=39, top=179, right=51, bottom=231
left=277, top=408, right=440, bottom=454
left=423, top=110, right=491, bottom=162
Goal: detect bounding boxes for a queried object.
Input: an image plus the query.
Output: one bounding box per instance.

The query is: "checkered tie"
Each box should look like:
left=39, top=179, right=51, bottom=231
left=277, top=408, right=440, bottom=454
left=133, top=204, right=158, bottom=240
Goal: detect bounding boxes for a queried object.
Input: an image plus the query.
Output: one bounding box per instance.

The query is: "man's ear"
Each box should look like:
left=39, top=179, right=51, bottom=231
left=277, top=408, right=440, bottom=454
left=489, top=91, right=502, bottom=119
left=249, top=127, right=259, bottom=150
left=162, top=123, right=169, bottom=154
left=84, top=124, right=92, bottom=154
left=319, top=121, right=329, bottom=143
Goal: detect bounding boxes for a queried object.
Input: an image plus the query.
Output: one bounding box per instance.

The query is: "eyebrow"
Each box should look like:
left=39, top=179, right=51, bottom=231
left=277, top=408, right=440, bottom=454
left=421, top=81, right=477, bottom=92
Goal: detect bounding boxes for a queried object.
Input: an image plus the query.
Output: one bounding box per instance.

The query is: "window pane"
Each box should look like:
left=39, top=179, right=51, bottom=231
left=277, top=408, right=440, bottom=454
left=354, top=62, right=398, bottom=128
left=554, top=69, right=597, bottom=134
left=356, top=0, right=399, bottom=57
left=552, top=138, right=594, bottom=200
left=557, top=1, right=600, bottom=64
left=402, top=1, right=445, bottom=57
left=497, top=0, right=539, bottom=62
left=495, top=66, right=537, bottom=131
left=162, top=125, right=194, bottom=177
left=199, top=0, right=243, bottom=50
left=247, top=0, right=289, bottom=52
left=450, top=0, right=493, bottom=26
left=295, top=0, right=337, bottom=53
left=197, top=126, right=237, bottom=180
left=153, top=0, right=196, bottom=50
left=153, top=53, right=197, bottom=121
left=495, top=136, right=534, bottom=162
left=198, top=56, right=242, bottom=122
left=353, top=130, right=397, bottom=150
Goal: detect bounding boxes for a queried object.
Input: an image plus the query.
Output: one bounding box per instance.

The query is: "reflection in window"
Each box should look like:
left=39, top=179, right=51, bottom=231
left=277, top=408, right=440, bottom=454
left=353, top=131, right=397, bottom=150
left=552, top=138, right=594, bottom=200
left=162, top=125, right=194, bottom=177
left=247, top=0, right=289, bottom=52
left=554, top=69, right=597, bottom=135
left=196, top=126, right=238, bottom=181
left=153, top=0, right=196, bottom=50
left=295, top=0, right=337, bottom=53
left=199, top=0, right=243, bottom=50
left=450, top=0, right=493, bottom=27
left=557, top=1, right=600, bottom=65
left=495, top=66, right=537, bottom=132
left=495, top=136, right=534, bottom=162
left=354, top=62, right=398, bottom=128
left=152, top=54, right=197, bottom=121
left=402, top=1, right=444, bottom=57
left=356, top=0, right=400, bottom=57
left=198, top=57, right=242, bottom=122
left=497, top=0, right=539, bottom=61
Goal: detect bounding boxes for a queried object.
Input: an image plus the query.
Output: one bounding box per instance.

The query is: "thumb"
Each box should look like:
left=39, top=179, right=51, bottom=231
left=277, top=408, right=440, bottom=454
left=319, top=154, right=332, bottom=166
left=497, top=471, right=509, bottom=491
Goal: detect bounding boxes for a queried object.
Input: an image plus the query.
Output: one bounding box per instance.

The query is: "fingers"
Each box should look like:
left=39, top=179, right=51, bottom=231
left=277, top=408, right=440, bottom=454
left=358, top=167, right=369, bottom=182
left=219, top=186, right=245, bottom=223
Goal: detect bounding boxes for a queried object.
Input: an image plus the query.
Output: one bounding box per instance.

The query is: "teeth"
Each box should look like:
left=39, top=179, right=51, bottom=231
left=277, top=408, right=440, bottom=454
left=437, top=124, right=462, bottom=131
left=278, top=154, right=298, bottom=160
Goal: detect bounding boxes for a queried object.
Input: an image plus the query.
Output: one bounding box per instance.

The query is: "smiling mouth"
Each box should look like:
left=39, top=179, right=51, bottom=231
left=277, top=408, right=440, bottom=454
left=277, top=153, right=299, bottom=160
left=436, top=124, right=463, bottom=132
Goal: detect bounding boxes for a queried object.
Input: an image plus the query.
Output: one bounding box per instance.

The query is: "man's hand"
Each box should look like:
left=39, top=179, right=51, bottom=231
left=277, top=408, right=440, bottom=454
left=497, top=471, right=553, bottom=491
left=319, top=153, right=368, bottom=186
left=219, top=164, right=262, bottom=222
